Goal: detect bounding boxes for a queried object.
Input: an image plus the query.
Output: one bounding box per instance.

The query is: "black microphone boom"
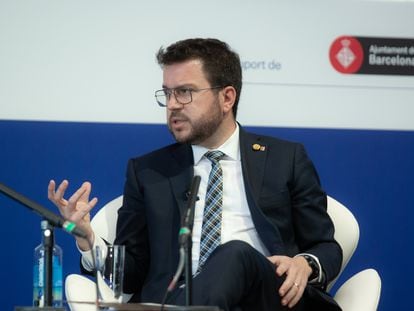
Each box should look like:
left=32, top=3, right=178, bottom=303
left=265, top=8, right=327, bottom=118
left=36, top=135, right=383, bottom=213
left=0, top=182, right=87, bottom=238
left=179, top=175, right=201, bottom=245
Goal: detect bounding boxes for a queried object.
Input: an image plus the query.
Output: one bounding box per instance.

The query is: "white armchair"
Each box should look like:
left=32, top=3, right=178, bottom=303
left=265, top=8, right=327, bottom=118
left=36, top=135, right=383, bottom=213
left=65, top=195, right=381, bottom=311
left=326, top=196, right=360, bottom=290
left=65, top=196, right=125, bottom=311
left=325, top=196, right=381, bottom=310
left=334, top=268, right=381, bottom=311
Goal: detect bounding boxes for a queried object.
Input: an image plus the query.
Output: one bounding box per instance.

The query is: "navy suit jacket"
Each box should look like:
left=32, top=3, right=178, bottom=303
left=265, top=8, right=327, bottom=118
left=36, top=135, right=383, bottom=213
left=114, top=126, right=342, bottom=306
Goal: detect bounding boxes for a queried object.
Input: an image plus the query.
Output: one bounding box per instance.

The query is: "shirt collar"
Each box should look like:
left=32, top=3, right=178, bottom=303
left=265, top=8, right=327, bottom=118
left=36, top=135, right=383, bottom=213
left=192, top=123, right=240, bottom=165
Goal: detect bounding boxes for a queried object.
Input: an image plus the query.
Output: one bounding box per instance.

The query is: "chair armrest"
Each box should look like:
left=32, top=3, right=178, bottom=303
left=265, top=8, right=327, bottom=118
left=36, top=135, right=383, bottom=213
left=334, top=269, right=381, bottom=311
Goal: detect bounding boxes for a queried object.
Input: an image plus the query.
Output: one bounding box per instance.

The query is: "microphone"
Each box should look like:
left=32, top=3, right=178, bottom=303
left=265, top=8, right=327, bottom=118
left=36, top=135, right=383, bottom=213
left=162, top=175, right=201, bottom=307
left=179, top=175, right=201, bottom=245
left=0, top=182, right=87, bottom=238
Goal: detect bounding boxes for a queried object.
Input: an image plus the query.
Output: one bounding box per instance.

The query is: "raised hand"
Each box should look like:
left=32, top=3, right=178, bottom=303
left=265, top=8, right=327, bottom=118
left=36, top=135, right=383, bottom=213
left=48, top=179, right=98, bottom=250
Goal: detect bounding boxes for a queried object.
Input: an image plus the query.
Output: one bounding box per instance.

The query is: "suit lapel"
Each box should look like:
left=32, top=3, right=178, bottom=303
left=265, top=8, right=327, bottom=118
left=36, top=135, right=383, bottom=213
left=239, top=129, right=267, bottom=199
left=168, top=144, right=194, bottom=219
left=239, top=127, right=285, bottom=255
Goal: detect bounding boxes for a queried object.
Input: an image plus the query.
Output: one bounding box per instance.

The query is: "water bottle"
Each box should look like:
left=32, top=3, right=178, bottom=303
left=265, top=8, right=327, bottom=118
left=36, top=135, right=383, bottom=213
left=33, top=220, right=63, bottom=307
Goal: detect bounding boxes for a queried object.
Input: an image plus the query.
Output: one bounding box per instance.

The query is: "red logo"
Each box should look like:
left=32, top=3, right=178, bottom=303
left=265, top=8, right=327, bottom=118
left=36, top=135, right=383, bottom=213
left=329, top=36, right=364, bottom=74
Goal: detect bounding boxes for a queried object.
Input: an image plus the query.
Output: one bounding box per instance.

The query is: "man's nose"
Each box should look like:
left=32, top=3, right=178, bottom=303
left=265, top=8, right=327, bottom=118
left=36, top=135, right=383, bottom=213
left=166, top=94, right=183, bottom=110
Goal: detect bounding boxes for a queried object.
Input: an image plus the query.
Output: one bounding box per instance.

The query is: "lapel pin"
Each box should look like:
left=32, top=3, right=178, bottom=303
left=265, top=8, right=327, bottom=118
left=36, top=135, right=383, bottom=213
left=252, top=143, right=266, bottom=152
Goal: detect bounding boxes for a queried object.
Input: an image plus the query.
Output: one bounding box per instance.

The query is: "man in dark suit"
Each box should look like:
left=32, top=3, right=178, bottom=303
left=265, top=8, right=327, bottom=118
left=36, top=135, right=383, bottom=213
left=49, top=38, right=342, bottom=310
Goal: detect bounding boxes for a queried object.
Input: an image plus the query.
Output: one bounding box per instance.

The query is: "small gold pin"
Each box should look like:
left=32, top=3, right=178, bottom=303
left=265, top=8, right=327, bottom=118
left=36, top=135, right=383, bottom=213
left=252, top=143, right=266, bottom=151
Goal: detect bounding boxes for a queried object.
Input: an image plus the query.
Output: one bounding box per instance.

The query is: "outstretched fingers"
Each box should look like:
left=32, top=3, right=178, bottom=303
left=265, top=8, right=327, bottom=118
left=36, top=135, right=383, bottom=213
left=48, top=179, right=69, bottom=210
left=48, top=180, right=98, bottom=221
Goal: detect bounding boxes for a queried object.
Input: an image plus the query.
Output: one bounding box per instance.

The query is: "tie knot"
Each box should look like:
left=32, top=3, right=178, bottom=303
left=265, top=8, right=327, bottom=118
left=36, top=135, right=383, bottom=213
left=205, top=150, right=225, bottom=163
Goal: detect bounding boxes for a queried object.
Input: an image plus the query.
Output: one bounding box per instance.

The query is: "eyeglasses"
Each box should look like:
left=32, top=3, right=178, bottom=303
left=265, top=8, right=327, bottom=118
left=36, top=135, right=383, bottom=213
left=155, top=86, right=224, bottom=107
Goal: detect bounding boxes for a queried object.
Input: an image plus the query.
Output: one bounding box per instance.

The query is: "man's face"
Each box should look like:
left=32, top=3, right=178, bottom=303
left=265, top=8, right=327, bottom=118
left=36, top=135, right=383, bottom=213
left=163, top=59, right=224, bottom=147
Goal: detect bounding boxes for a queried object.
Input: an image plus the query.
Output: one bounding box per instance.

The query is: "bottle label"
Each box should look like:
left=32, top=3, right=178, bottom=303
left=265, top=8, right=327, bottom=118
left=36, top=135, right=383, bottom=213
left=33, top=248, right=63, bottom=307
left=53, top=255, right=63, bottom=303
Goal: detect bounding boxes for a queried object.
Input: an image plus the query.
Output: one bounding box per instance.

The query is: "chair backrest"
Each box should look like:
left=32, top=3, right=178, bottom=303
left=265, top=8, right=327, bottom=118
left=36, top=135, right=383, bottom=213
left=90, top=195, right=123, bottom=243
left=334, top=268, right=382, bottom=311
left=326, top=196, right=360, bottom=290
left=65, top=195, right=129, bottom=311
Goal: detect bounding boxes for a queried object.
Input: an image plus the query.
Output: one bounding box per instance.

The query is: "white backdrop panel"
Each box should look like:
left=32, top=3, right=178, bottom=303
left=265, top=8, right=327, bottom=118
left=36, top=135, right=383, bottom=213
left=0, top=0, right=413, bottom=130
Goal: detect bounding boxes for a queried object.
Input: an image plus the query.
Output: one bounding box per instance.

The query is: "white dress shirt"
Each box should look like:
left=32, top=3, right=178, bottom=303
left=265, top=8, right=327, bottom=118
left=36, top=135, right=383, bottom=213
left=191, top=124, right=269, bottom=273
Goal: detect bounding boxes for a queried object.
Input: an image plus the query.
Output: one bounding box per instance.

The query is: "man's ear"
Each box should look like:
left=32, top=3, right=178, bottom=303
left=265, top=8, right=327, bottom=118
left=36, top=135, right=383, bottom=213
left=221, top=86, right=236, bottom=114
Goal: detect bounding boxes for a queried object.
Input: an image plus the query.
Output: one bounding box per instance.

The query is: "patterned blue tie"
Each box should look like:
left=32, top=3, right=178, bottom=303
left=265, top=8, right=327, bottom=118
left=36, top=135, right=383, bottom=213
left=196, top=150, right=225, bottom=274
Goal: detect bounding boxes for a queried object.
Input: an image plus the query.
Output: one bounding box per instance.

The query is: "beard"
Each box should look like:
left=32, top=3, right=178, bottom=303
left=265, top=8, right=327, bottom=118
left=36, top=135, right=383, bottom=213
left=168, top=99, right=223, bottom=145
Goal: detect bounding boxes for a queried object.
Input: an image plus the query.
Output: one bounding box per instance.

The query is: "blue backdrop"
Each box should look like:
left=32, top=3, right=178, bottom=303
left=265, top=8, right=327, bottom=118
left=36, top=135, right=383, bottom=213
left=1, top=120, right=413, bottom=310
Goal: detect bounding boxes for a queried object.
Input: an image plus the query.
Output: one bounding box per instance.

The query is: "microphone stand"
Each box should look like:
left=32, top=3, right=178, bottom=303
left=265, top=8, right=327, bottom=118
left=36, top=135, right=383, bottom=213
left=179, top=176, right=201, bottom=306
left=41, top=220, right=54, bottom=307
left=184, top=233, right=192, bottom=306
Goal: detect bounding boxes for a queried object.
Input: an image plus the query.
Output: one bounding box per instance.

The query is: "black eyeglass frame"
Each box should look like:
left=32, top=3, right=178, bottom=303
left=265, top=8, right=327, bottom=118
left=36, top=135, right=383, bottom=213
left=154, top=86, right=224, bottom=107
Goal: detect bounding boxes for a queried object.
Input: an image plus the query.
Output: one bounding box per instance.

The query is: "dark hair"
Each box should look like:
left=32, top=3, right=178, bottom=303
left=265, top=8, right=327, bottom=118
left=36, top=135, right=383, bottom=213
left=156, top=38, right=242, bottom=117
